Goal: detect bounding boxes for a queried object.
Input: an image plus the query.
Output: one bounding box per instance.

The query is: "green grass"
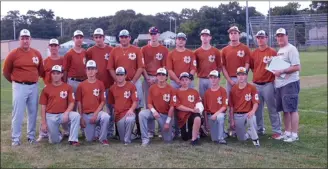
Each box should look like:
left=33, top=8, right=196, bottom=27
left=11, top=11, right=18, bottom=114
left=1, top=51, right=327, bottom=168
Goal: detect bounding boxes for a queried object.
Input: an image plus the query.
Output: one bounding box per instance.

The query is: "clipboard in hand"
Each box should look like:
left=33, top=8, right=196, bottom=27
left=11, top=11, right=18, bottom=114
left=265, top=57, right=290, bottom=78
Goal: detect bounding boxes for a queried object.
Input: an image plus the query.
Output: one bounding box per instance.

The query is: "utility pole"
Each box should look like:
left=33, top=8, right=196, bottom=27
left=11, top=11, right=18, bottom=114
left=169, top=18, right=171, bottom=32
left=246, top=0, right=249, bottom=46
left=13, top=19, right=16, bottom=40
left=61, top=21, right=63, bottom=37
left=268, top=0, right=272, bottom=46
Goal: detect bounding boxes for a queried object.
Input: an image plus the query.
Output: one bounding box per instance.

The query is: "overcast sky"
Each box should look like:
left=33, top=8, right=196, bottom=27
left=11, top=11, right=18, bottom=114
left=1, top=1, right=311, bottom=19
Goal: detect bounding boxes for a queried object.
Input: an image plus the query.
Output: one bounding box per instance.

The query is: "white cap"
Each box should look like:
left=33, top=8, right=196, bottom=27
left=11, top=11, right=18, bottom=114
left=93, top=28, right=104, bottom=35
left=176, top=32, right=187, bottom=40
left=51, top=65, right=63, bottom=72
left=236, top=67, right=247, bottom=74
left=119, top=29, right=130, bottom=37
left=276, top=28, right=287, bottom=35
left=20, top=29, right=31, bottom=37
left=115, top=66, right=126, bottom=75
left=208, top=70, right=220, bottom=77
left=255, top=30, right=268, bottom=37
left=156, top=68, right=167, bottom=75
left=228, top=26, right=240, bottom=33
left=86, top=60, right=97, bottom=68
left=200, top=29, right=211, bottom=35
left=179, top=72, right=190, bottom=79
left=49, top=38, right=59, bottom=45
left=73, top=30, right=84, bottom=37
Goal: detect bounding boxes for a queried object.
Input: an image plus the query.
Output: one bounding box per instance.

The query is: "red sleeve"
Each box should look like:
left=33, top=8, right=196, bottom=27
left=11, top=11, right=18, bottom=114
left=137, top=48, right=144, bottom=69
left=229, top=88, right=234, bottom=107
left=108, top=86, right=115, bottom=104
left=161, top=47, right=169, bottom=68
left=249, top=51, right=254, bottom=71
left=195, top=90, right=201, bottom=103
left=131, top=84, right=138, bottom=102
left=2, top=49, right=16, bottom=82
left=86, top=48, right=92, bottom=61
left=191, top=52, right=197, bottom=72
left=99, top=81, right=106, bottom=102
left=244, top=46, right=251, bottom=64
left=166, top=51, right=173, bottom=70
left=215, top=48, right=222, bottom=70
left=169, top=88, right=176, bottom=107
left=75, top=83, right=82, bottom=102
left=251, top=85, right=259, bottom=104
left=35, top=50, right=45, bottom=78
left=39, top=88, right=48, bottom=105
left=221, top=48, right=227, bottom=66
left=68, top=85, right=75, bottom=103
left=222, top=88, right=228, bottom=108
left=107, top=49, right=115, bottom=70
left=174, top=91, right=181, bottom=107
left=63, top=50, right=71, bottom=72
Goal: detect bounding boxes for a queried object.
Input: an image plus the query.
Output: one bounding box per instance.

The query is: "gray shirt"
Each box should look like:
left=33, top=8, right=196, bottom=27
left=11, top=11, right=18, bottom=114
left=275, top=43, right=301, bottom=88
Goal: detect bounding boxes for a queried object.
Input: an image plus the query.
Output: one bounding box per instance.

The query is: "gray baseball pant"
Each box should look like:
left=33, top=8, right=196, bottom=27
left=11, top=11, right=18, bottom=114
left=11, top=82, right=39, bottom=143
left=234, top=114, right=259, bottom=141
left=207, top=112, right=225, bottom=141
left=135, top=79, right=144, bottom=109
left=226, top=77, right=238, bottom=133
left=83, top=111, right=110, bottom=142
left=254, top=82, right=282, bottom=134
left=139, top=109, right=173, bottom=144
left=105, top=89, right=115, bottom=137
left=116, top=114, right=136, bottom=144
left=46, top=111, right=80, bottom=143
left=199, top=78, right=211, bottom=99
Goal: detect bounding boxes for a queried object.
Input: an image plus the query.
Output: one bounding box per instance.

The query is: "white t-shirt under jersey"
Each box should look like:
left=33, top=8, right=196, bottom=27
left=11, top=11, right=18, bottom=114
left=275, top=43, right=301, bottom=88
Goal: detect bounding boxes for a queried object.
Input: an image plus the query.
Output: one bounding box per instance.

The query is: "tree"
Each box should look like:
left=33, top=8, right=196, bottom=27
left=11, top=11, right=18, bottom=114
left=310, top=1, right=328, bottom=13
left=270, top=2, right=301, bottom=16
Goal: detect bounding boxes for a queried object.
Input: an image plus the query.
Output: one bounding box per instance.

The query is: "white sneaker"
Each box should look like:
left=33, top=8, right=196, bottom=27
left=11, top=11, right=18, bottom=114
left=148, top=132, right=154, bottom=138
left=158, top=134, right=162, bottom=138
left=36, top=136, right=47, bottom=142
left=252, top=139, right=260, bottom=148
left=284, top=136, right=299, bottom=142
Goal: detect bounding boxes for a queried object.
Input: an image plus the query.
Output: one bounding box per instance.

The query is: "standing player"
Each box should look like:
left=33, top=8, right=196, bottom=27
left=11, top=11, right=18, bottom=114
left=194, top=29, right=222, bottom=99
left=108, top=67, right=138, bottom=145
left=273, top=28, right=301, bottom=142
left=39, top=65, right=81, bottom=146
left=175, top=72, right=203, bottom=146
left=86, top=28, right=115, bottom=138
left=250, top=30, right=282, bottom=138
left=3, top=29, right=44, bottom=146
left=141, top=26, right=169, bottom=138
left=203, top=70, right=228, bottom=144
left=139, top=68, right=175, bottom=146
left=76, top=60, right=110, bottom=145
left=107, top=29, right=144, bottom=138
left=229, top=67, right=260, bottom=147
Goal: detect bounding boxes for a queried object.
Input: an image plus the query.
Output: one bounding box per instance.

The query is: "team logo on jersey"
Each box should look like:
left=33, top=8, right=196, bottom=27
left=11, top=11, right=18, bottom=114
left=60, top=91, right=68, bottom=99
left=217, top=96, right=222, bottom=104
left=263, top=56, right=272, bottom=64
left=142, top=57, right=145, bottom=64
left=104, top=53, right=109, bottom=60
left=155, top=53, right=163, bottom=60
left=128, top=53, right=136, bottom=60
left=72, top=93, right=75, bottom=99
left=135, top=91, right=138, bottom=98
left=173, top=95, right=177, bottom=103
left=93, top=89, right=100, bottom=97
left=193, top=60, right=197, bottom=66
left=124, top=91, right=131, bottom=98
left=245, top=93, right=252, bottom=101
left=32, top=57, right=39, bottom=64
left=208, top=55, right=215, bottom=62
left=187, top=95, right=195, bottom=102
left=184, top=56, right=191, bottom=63
left=83, top=57, right=86, bottom=64
left=163, top=94, right=170, bottom=102
left=237, top=50, right=245, bottom=58
left=104, top=92, right=106, bottom=98
left=255, top=94, right=259, bottom=101
left=225, top=99, right=228, bottom=105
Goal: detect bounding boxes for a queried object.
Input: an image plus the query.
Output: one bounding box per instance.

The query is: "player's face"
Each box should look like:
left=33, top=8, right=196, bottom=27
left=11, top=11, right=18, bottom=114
left=51, top=71, right=63, bottom=82
left=209, top=76, right=219, bottom=86
left=176, top=38, right=186, bottom=48
left=256, top=36, right=268, bottom=46
left=119, top=36, right=131, bottom=46
left=276, top=34, right=288, bottom=46
left=48, top=44, right=59, bottom=55
left=150, top=33, right=160, bottom=42
left=229, top=31, right=240, bottom=42
left=73, top=35, right=84, bottom=47
left=19, top=36, right=31, bottom=49
left=200, top=34, right=212, bottom=44
left=180, top=77, right=190, bottom=88
left=94, top=35, right=104, bottom=46
left=237, top=73, right=247, bottom=83
left=116, top=74, right=126, bottom=83
left=156, top=73, right=167, bottom=82
left=86, top=67, right=97, bottom=77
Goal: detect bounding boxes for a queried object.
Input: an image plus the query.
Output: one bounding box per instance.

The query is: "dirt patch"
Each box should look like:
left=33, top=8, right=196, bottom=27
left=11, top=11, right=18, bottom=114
left=300, top=74, right=327, bottom=89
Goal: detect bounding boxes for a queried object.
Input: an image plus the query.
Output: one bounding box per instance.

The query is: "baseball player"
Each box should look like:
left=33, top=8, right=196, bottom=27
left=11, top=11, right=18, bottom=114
left=139, top=68, right=175, bottom=146
left=221, top=26, right=251, bottom=136
left=39, top=65, right=81, bottom=146
left=76, top=60, right=110, bottom=145
left=250, top=30, right=282, bottom=139
left=108, top=67, right=138, bottom=145
left=229, top=67, right=260, bottom=147
left=273, top=28, right=301, bottom=142
left=86, top=28, right=115, bottom=138
left=107, top=29, right=144, bottom=139
left=194, top=29, right=222, bottom=99
left=203, top=70, right=228, bottom=144
left=175, top=72, right=203, bottom=146
left=141, top=26, right=169, bottom=138
left=3, top=29, right=44, bottom=146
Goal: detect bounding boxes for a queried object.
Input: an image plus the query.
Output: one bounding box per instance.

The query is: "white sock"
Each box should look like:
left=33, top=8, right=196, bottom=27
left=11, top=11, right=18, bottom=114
left=292, top=132, right=298, bottom=138
left=285, top=131, right=291, bottom=136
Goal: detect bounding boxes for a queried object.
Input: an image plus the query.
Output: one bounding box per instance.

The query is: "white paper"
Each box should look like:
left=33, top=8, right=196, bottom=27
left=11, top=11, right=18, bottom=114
left=265, top=57, right=290, bottom=78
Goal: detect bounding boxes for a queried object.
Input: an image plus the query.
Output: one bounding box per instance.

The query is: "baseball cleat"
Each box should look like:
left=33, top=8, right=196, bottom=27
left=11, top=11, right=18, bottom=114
left=100, top=140, right=109, bottom=145
left=28, top=138, right=37, bottom=145
left=148, top=132, right=154, bottom=138
left=252, top=139, right=260, bottom=148
left=283, top=136, right=299, bottom=143
left=69, top=141, right=80, bottom=146
left=190, top=138, right=200, bottom=146
left=11, top=141, right=21, bottom=146
left=271, top=133, right=283, bottom=140
left=218, top=139, right=227, bottom=145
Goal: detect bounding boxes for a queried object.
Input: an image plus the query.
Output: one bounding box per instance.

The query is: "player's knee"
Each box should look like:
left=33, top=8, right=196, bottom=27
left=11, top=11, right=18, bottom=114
left=138, top=110, right=147, bottom=119
left=70, top=111, right=80, bottom=120
left=194, top=116, right=201, bottom=124
left=103, top=114, right=110, bottom=122
left=126, top=116, right=136, bottom=123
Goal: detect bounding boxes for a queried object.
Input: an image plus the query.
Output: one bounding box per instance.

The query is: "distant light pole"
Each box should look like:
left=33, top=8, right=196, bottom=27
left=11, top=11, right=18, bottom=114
left=169, top=16, right=176, bottom=37
left=246, top=0, right=249, bottom=46
left=61, top=21, right=63, bottom=37
left=268, top=0, right=272, bottom=46
left=13, top=19, right=16, bottom=40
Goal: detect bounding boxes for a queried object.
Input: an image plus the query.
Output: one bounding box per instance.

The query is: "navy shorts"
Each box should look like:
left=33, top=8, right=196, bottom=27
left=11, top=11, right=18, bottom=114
left=275, top=80, right=300, bottom=113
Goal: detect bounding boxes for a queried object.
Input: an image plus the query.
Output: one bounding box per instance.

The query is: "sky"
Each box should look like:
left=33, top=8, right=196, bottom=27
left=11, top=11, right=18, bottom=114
left=1, top=1, right=312, bottom=19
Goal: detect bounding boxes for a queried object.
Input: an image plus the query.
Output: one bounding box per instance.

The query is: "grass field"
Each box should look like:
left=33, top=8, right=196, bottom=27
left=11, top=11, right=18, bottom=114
left=1, top=51, right=327, bottom=168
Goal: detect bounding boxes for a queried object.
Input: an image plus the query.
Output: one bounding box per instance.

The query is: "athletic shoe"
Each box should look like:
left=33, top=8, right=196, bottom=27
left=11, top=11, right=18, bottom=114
left=271, top=133, right=283, bottom=140
left=100, top=140, right=109, bottom=145
left=69, top=141, right=80, bottom=146
left=148, top=132, right=154, bottom=138
left=190, top=138, right=200, bottom=146
left=283, top=136, right=299, bottom=143
left=93, top=137, right=99, bottom=142
left=62, top=132, right=69, bottom=138
left=252, top=139, right=260, bottom=148
left=141, top=142, right=149, bottom=147
left=36, top=136, right=48, bottom=142
left=131, top=133, right=141, bottom=140
left=245, top=133, right=250, bottom=140
left=28, top=138, right=37, bottom=145
left=124, top=143, right=129, bottom=146
left=111, top=135, right=120, bottom=140
left=218, top=139, right=227, bottom=145
left=158, top=134, right=162, bottom=138
left=11, top=141, right=20, bottom=146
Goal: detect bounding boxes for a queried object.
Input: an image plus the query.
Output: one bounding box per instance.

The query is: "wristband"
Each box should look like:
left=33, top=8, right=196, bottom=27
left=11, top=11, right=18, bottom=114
left=150, top=108, right=156, bottom=114
left=166, top=117, right=171, bottom=124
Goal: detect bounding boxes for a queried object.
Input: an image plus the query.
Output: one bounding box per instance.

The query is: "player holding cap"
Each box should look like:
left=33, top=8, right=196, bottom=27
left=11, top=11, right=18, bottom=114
left=273, top=28, right=301, bottom=142
left=139, top=68, right=175, bottom=146
left=107, top=29, right=144, bottom=139
left=250, top=30, right=282, bottom=139
left=86, top=28, right=115, bottom=138
left=3, top=29, right=44, bottom=146
left=141, top=26, right=169, bottom=138
left=76, top=60, right=110, bottom=145
left=175, top=72, right=203, bottom=146
left=229, top=67, right=260, bottom=147
left=108, top=67, right=138, bottom=145
left=194, top=29, right=222, bottom=99
left=203, top=70, right=228, bottom=144
left=39, top=65, right=81, bottom=146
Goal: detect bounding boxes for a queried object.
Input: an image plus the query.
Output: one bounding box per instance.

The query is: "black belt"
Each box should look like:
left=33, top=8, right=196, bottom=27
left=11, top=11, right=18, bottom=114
left=70, top=77, right=85, bottom=82
left=254, top=82, right=270, bottom=85
left=235, top=112, right=247, bottom=114
left=14, top=81, right=36, bottom=85
left=230, top=76, right=237, bottom=78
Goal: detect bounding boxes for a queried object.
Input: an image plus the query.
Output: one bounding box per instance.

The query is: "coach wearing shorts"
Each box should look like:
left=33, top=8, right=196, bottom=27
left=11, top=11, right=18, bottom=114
left=273, top=28, right=301, bottom=143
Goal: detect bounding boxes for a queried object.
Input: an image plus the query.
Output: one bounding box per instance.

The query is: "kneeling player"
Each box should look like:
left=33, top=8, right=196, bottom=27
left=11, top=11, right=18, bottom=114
left=139, top=68, right=175, bottom=146
left=204, top=70, right=228, bottom=144
left=230, top=67, right=260, bottom=147
left=175, top=72, right=203, bottom=146
left=108, top=67, right=138, bottom=145
left=76, top=60, right=110, bottom=145
left=39, top=65, right=81, bottom=146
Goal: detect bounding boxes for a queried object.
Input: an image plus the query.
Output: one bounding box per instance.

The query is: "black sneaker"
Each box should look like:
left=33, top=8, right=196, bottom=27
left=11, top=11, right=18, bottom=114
left=252, top=139, right=260, bottom=148
left=28, top=138, right=37, bottom=145
left=190, top=139, right=200, bottom=146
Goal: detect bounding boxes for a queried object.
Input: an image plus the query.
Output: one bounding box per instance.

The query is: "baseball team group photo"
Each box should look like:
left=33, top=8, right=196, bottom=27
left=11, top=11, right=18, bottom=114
left=1, top=1, right=327, bottom=168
